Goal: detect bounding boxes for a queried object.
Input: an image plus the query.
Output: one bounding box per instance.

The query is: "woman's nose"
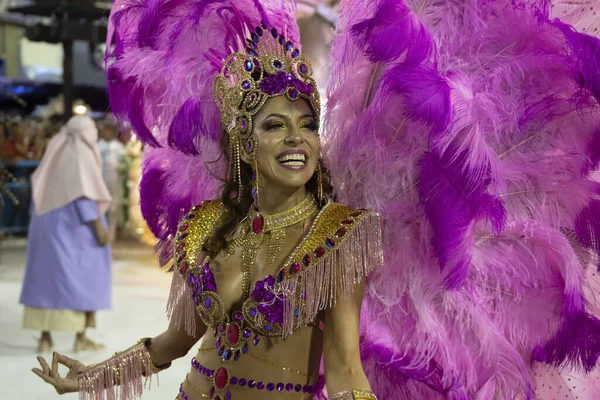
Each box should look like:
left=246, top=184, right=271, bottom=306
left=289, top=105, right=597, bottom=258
left=284, top=126, right=303, bottom=145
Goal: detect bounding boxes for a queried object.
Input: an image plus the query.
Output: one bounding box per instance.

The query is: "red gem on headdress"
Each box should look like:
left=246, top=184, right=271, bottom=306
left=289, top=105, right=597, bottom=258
left=336, top=227, right=347, bottom=238
left=252, top=214, right=264, bottom=234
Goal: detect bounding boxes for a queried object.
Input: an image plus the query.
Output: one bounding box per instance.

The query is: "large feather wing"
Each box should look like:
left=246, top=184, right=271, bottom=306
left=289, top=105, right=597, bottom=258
left=324, top=0, right=600, bottom=397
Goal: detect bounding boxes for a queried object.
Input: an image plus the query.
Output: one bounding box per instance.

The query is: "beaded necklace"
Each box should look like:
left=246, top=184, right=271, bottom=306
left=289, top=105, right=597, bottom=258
left=226, top=193, right=318, bottom=296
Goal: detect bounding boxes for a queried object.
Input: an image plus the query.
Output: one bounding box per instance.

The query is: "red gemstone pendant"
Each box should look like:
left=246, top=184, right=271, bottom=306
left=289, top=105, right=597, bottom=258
left=252, top=214, right=264, bottom=234
left=214, top=367, right=230, bottom=389
left=227, top=323, right=240, bottom=346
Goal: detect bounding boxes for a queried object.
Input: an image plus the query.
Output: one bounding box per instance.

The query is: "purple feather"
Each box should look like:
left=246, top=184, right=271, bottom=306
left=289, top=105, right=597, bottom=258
left=380, top=64, right=452, bottom=140
left=168, top=97, right=202, bottom=155
left=575, top=198, right=600, bottom=270
left=350, top=0, right=433, bottom=64
left=532, top=296, right=600, bottom=372
left=128, top=84, right=160, bottom=147
left=105, top=66, right=132, bottom=120
left=251, top=0, right=271, bottom=28
left=360, top=341, right=467, bottom=398
left=553, top=19, right=600, bottom=102
left=418, top=147, right=506, bottom=289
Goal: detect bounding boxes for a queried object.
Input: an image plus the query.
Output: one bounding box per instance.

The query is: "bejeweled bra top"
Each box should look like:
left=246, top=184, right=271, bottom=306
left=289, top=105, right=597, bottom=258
left=173, top=200, right=380, bottom=362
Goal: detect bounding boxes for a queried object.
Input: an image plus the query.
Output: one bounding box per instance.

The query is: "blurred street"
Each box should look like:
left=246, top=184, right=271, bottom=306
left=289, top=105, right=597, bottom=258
left=0, top=237, right=189, bottom=400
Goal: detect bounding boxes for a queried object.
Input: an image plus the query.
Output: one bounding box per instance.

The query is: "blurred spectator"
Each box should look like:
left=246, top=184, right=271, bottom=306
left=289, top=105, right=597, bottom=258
left=19, top=115, right=113, bottom=353
left=98, top=123, right=126, bottom=240
left=0, top=121, right=18, bottom=162
left=30, top=124, right=50, bottom=160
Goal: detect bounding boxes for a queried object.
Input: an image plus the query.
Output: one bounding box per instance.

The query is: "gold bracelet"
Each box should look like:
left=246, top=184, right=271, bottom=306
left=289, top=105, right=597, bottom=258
left=185, top=373, right=210, bottom=398
left=330, top=389, right=378, bottom=400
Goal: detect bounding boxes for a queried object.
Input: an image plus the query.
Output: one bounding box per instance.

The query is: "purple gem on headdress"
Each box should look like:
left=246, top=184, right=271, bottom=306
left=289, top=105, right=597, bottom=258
left=299, top=64, right=307, bottom=75
left=241, top=119, right=247, bottom=130
left=246, top=140, right=253, bottom=152
left=247, top=48, right=258, bottom=57
left=247, top=94, right=256, bottom=106
left=285, top=41, right=293, bottom=52
left=252, top=171, right=257, bottom=181
left=278, top=35, right=285, bottom=45
left=288, top=88, right=298, bottom=99
left=244, top=60, right=253, bottom=72
left=251, top=32, right=259, bottom=43
left=242, top=81, right=251, bottom=90
left=247, top=39, right=257, bottom=49
left=272, top=59, right=283, bottom=70
left=256, top=26, right=263, bottom=36
left=271, top=28, right=278, bottom=38
left=291, top=49, right=299, bottom=58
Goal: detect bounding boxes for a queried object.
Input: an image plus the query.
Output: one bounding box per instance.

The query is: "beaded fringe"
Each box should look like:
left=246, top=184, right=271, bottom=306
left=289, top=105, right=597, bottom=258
left=166, top=271, right=197, bottom=337
left=281, top=213, right=384, bottom=336
left=78, top=342, right=154, bottom=400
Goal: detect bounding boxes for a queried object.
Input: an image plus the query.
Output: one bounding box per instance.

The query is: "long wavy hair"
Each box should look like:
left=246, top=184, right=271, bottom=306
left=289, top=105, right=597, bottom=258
left=203, top=126, right=333, bottom=258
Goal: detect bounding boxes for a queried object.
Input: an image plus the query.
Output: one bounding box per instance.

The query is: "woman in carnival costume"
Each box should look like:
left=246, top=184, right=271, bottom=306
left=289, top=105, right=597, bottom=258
left=32, top=0, right=600, bottom=399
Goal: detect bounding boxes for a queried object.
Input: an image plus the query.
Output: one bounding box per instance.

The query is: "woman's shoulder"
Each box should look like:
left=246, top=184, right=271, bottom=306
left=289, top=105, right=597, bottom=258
left=179, top=199, right=226, bottom=237
left=173, top=200, right=225, bottom=272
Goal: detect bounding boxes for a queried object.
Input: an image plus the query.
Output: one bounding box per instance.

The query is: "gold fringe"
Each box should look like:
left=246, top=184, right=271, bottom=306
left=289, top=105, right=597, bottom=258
left=166, top=271, right=197, bottom=337
left=281, top=213, right=383, bottom=336
left=78, top=341, right=156, bottom=400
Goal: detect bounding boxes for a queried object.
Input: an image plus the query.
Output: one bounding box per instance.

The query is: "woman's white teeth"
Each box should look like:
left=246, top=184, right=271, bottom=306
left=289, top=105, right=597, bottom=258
left=277, top=153, right=306, bottom=165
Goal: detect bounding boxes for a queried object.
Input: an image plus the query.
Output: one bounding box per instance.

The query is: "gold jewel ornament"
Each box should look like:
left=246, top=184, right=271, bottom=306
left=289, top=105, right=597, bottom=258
left=228, top=193, right=318, bottom=295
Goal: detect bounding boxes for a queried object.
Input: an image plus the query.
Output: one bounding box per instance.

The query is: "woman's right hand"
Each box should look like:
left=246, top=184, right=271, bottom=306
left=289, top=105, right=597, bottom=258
left=32, top=352, right=86, bottom=394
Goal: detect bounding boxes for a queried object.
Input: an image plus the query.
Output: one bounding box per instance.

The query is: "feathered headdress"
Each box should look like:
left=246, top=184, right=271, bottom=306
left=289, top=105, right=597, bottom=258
left=106, top=0, right=309, bottom=266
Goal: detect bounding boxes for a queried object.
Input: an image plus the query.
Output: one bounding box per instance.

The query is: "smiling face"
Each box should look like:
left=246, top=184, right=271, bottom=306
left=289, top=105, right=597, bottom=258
left=247, top=96, right=320, bottom=195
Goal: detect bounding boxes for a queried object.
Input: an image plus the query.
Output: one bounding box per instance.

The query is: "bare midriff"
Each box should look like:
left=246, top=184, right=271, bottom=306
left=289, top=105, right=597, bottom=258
left=183, top=325, right=323, bottom=399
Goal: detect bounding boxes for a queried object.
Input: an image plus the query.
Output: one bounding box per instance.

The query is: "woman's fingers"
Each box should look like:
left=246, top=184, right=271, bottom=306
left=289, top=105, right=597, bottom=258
left=57, top=353, right=78, bottom=369
left=37, top=356, right=51, bottom=375
left=32, top=367, right=54, bottom=385
left=51, top=352, right=61, bottom=378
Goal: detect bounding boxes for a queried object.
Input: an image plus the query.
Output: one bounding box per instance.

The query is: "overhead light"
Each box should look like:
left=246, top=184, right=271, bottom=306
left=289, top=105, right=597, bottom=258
left=74, top=104, right=88, bottom=115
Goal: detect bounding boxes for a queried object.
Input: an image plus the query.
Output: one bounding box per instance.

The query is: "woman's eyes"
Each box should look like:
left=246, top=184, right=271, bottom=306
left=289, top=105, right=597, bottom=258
left=265, top=121, right=286, bottom=131
left=263, top=120, right=318, bottom=132
left=300, top=121, right=318, bottom=131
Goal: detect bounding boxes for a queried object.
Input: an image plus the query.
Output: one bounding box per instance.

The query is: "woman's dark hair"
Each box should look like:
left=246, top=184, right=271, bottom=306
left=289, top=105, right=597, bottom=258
left=203, top=125, right=333, bottom=258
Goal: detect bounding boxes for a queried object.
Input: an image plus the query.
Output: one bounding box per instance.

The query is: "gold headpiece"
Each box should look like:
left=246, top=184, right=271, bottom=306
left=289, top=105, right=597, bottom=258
left=213, top=24, right=321, bottom=174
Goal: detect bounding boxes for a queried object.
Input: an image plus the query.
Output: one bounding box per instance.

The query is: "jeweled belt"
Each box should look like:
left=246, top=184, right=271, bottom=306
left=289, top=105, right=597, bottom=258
left=190, top=357, right=322, bottom=399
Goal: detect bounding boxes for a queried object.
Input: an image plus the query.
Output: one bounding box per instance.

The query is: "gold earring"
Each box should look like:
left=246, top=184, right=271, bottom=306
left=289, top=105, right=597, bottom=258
left=317, top=161, right=324, bottom=206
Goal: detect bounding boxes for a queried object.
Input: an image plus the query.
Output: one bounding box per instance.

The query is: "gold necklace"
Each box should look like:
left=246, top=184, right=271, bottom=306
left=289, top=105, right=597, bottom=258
left=227, top=193, right=318, bottom=295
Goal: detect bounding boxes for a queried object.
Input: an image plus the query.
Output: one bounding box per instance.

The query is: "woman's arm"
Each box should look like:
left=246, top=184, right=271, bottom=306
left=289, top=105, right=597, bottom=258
left=32, top=289, right=207, bottom=397
left=148, top=306, right=207, bottom=366
left=323, top=279, right=377, bottom=399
